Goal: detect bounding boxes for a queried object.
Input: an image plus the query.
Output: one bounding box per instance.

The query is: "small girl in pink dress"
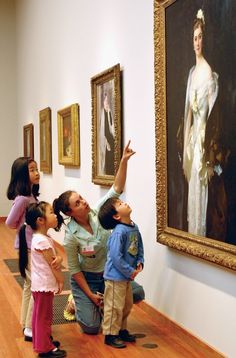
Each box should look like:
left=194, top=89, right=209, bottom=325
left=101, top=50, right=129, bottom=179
left=19, top=201, right=67, bottom=358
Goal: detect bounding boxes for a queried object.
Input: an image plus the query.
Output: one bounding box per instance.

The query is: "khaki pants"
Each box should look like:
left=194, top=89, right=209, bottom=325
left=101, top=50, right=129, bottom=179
left=102, top=280, right=133, bottom=335
left=21, top=254, right=33, bottom=329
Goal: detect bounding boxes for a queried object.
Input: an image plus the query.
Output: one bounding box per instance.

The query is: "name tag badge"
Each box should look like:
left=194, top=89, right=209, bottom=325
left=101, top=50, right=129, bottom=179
left=81, top=244, right=95, bottom=256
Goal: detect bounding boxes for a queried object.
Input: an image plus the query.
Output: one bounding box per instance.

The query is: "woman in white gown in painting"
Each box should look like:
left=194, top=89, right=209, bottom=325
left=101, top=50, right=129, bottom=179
left=98, top=92, right=115, bottom=176
left=183, top=9, right=219, bottom=237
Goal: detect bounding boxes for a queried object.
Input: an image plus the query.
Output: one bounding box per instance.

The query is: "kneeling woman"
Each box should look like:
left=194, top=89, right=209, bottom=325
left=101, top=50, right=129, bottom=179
left=53, top=141, right=145, bottom=334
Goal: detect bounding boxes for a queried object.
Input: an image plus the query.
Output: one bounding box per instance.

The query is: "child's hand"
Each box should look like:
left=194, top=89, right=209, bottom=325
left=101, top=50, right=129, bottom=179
left=56, top=281, right=64, bottom=294
left=51, top=255, right=63, bottom=270
left=130, top=269, right=139, bottom=280
left=136, top=263, right=143, bottom=272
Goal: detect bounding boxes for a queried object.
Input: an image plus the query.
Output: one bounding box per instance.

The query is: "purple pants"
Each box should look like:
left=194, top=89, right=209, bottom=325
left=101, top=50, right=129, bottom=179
left=32, top=291, right=55, bottom=353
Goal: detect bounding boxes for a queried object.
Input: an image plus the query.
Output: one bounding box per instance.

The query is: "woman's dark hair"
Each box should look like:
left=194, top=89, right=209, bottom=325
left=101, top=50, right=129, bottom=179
left=19, top=201, right=48, bottom=278
left=98, top=197, right=119, bottom=230
left=7, top=157, right=39, bottom=200
left=53, top=190, right=74, bottom=230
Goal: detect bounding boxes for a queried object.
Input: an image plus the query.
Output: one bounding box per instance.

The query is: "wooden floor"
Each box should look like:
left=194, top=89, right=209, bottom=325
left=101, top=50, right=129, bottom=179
left=0, top=222, right=225, bottom=358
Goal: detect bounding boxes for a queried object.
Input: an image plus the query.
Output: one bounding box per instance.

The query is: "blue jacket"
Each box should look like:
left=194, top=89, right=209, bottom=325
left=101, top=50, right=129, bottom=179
left=104, top=222, right=144, bottom=281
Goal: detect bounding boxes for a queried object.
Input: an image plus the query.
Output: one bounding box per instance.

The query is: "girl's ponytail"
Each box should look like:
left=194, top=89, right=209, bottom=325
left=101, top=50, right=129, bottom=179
left=53, top=198, right=66, bottom=231
left=19, top=224, right=28, bottom=278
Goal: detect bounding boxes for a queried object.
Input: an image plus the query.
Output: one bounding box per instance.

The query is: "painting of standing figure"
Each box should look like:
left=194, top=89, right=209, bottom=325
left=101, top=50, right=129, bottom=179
left=98, top=84, right=115, bottom=176
left=181, top=8, right=230, bottom=241
left=155, top=0, right=236, bottom=270
left=91, top=64, right=121, bottom=186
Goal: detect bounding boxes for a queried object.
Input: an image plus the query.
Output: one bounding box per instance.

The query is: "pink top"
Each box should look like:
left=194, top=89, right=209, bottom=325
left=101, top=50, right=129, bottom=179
left=31, top=233, right=58, bottom=293
left=6, top=195, right=37, bottom=249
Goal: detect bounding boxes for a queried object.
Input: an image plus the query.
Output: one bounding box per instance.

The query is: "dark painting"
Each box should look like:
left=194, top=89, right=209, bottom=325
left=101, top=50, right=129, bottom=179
left=166, top=0, right=236, bottom=245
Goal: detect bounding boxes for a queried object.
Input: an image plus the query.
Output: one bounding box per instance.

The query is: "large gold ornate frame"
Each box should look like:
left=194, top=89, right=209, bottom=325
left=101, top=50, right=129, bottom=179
left=154, top=0, right=236, bottom=270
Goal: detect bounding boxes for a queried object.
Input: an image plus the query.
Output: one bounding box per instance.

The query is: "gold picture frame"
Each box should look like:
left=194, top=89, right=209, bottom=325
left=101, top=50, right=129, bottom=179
left=39, top=107, right=52, bottom=174
left=57, top=103, right=80, bottom=167
left=91, top=63, right=121, bottom=186
left=23, top=123, right=34, bottom=159
left=154, top=0, right=236, bottom=270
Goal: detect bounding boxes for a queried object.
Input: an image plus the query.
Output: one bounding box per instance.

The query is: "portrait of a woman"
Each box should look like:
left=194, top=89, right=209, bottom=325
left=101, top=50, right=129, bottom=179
left=166, top=0, right=236, bottom=245
left=98, top=81, right=115, bottom=176
left=182, top=9, right=220, bottom=237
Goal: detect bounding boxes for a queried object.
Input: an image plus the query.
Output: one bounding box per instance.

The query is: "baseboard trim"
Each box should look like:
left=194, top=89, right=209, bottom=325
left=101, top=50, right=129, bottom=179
left=136, top=300, right=225, bottom=357
left=0, top=217, right=7, bottom=223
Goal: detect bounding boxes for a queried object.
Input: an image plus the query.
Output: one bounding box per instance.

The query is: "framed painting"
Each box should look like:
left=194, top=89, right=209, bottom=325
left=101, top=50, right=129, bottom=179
left=23, top=123, right=34, bottom=159
left=39, top=107, right=52, bottom=174
left=154, top=0, right=236, bottom=270
left=57, top=103, right=80, bottom=167
left=91, top=63, right=121, bottom=186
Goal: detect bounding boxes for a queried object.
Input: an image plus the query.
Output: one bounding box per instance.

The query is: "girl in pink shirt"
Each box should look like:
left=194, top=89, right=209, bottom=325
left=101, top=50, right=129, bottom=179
left=6, top=158, right=62, bottom=344
left=19, top=201, right=67, bottom=358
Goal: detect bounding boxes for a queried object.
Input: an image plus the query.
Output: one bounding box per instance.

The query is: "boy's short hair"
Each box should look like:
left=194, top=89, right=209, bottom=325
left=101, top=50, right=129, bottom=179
left=98, top=197, right=119, bottom=230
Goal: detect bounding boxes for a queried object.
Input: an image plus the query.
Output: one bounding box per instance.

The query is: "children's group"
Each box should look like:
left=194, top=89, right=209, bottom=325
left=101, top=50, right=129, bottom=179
left=6, top=141, right=144, bottom=358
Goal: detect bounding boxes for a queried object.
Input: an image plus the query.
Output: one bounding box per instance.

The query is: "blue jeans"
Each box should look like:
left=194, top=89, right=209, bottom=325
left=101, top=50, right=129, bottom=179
left=71, top=272, right=104, bottom=334
left=71, top=272, right=145, bottom=335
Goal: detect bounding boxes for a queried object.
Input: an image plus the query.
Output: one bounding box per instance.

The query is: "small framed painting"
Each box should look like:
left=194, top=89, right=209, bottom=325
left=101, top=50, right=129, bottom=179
left=39, top=107, right=52, bottom=174
left=57, top=103, right=80, bottom=167
left=23, top=123, right=34, bottom=159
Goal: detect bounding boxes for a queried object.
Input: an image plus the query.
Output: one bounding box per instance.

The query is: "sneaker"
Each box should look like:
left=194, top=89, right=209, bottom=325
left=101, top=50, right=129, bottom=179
left=119, top=329, right=136, bottom=342
left=104, top=335, right=126, bottom=348
left=38, top=348, right=67, bottom=357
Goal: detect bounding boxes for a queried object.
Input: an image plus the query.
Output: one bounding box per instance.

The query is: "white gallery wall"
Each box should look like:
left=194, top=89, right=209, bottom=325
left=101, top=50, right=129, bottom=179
left=0, top=0, right=17, bottom=215
left=1, top=0, right=236, bottom=357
